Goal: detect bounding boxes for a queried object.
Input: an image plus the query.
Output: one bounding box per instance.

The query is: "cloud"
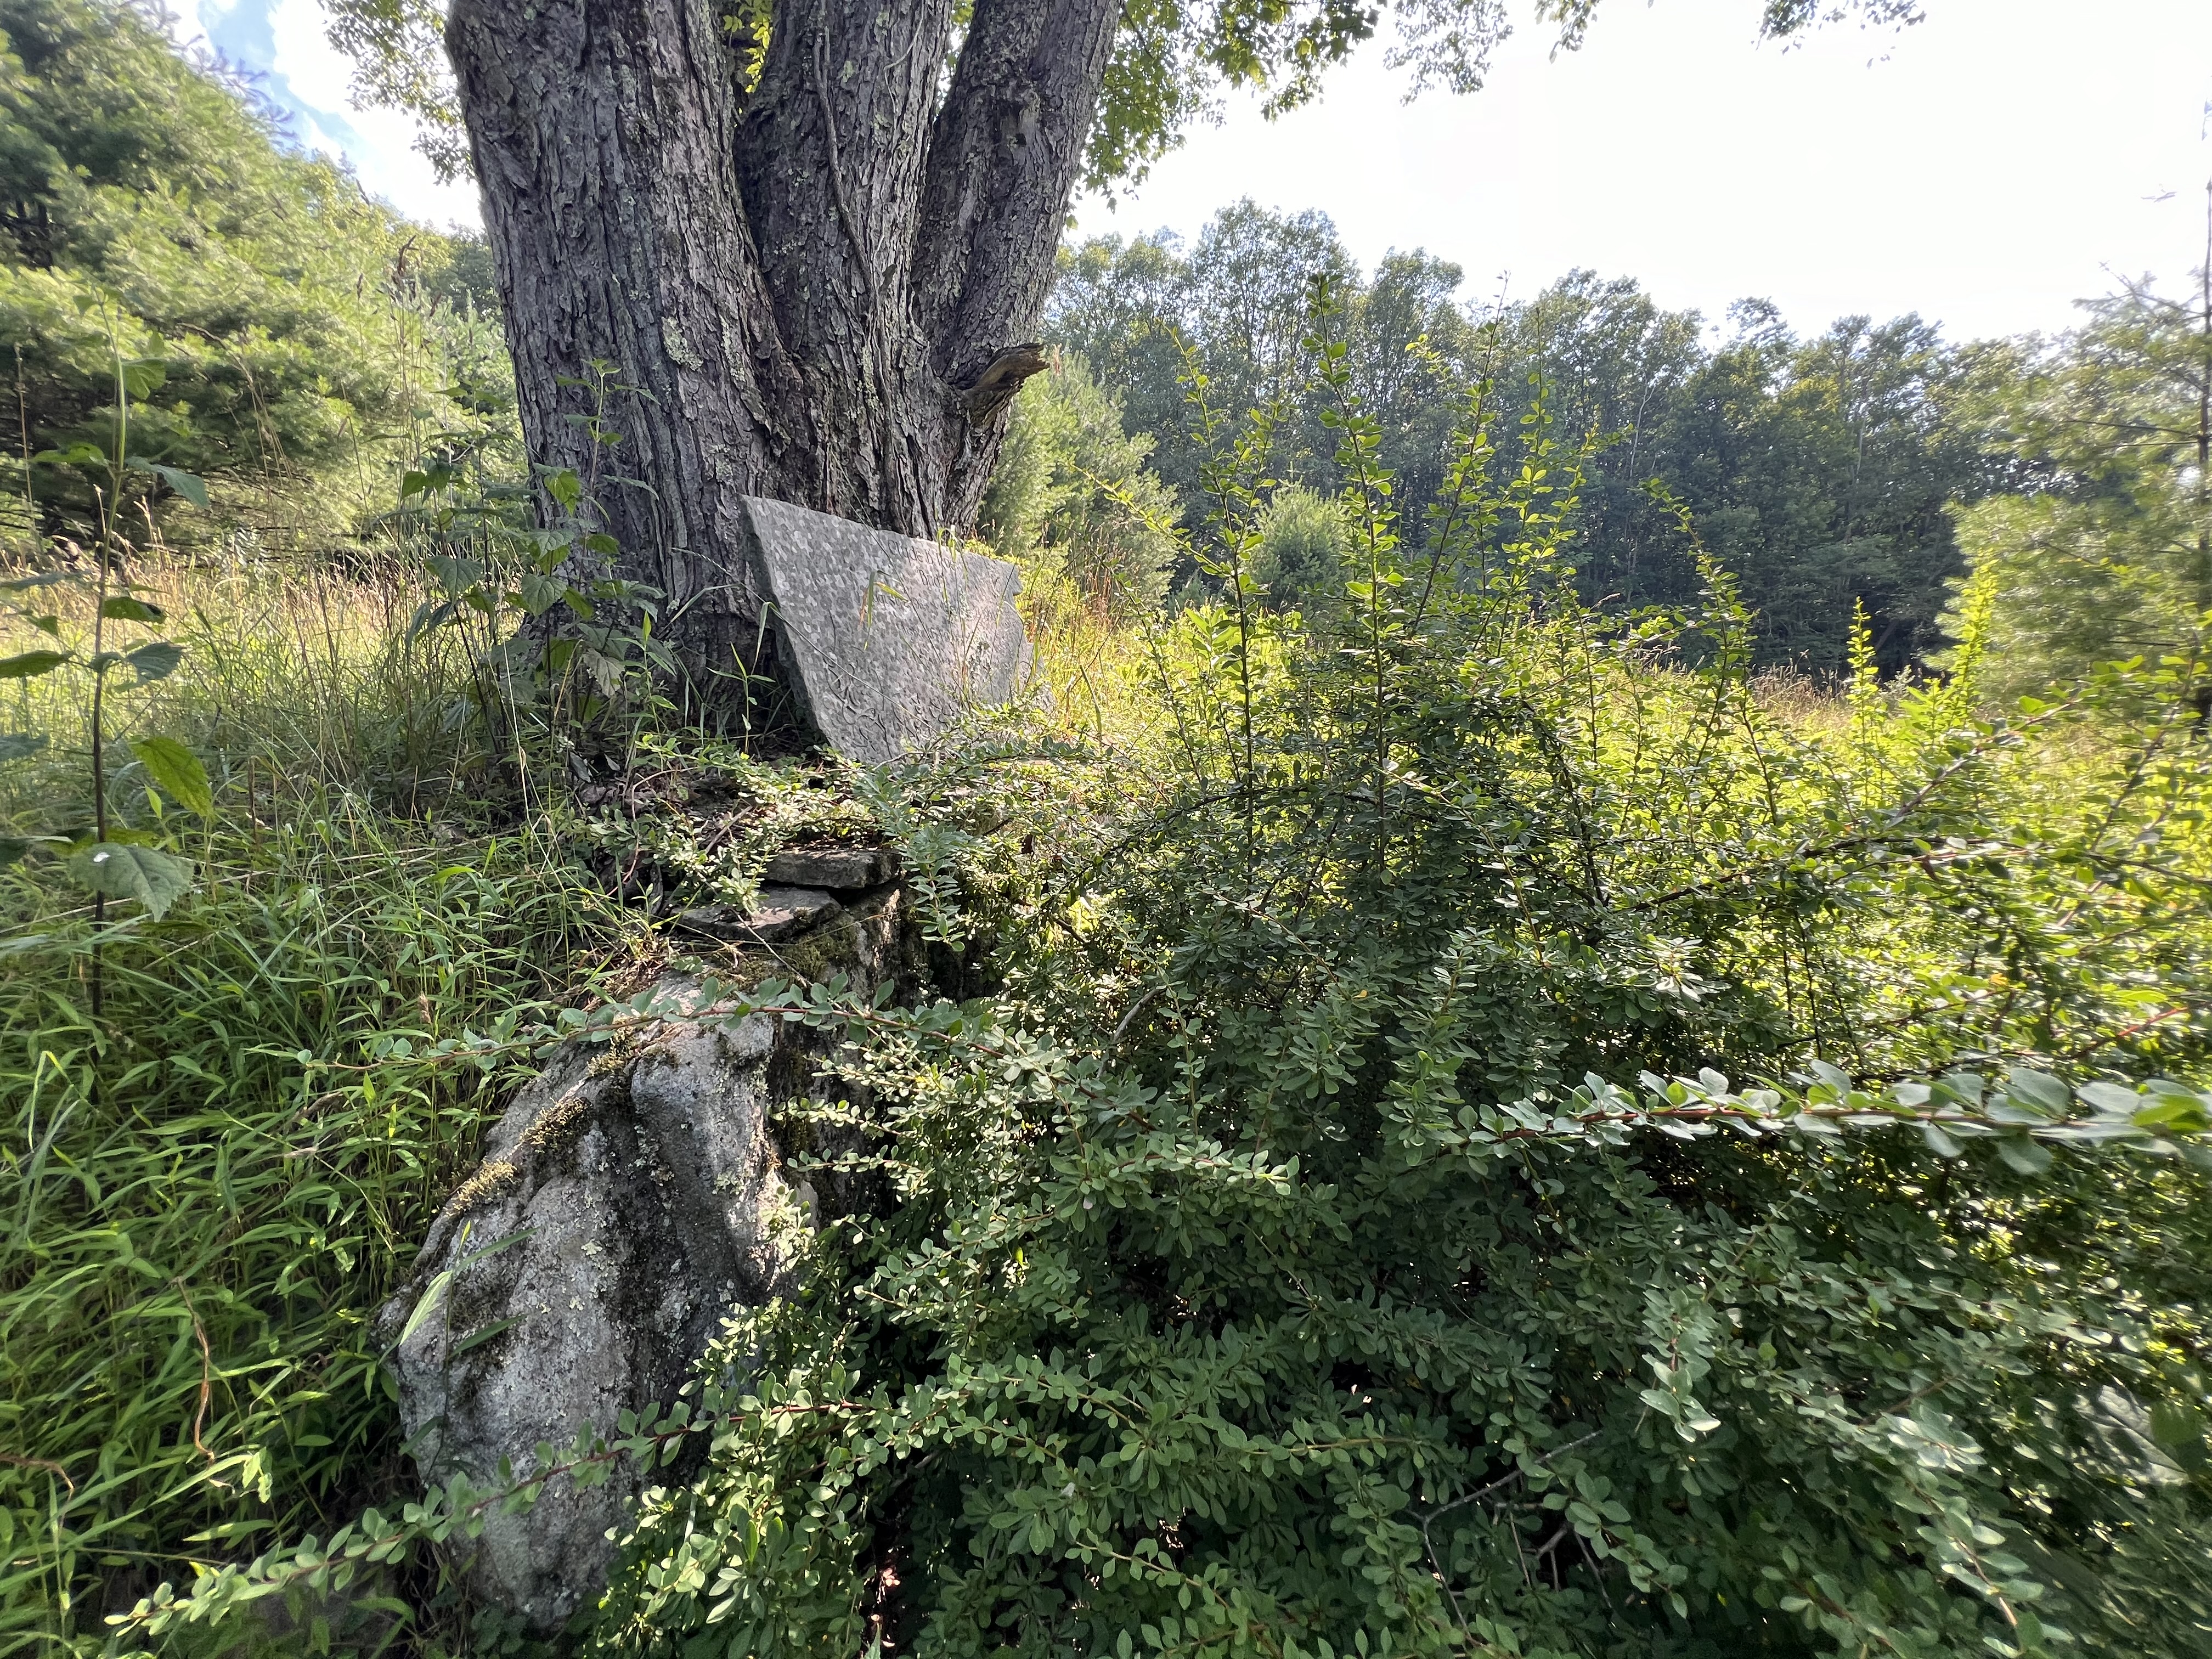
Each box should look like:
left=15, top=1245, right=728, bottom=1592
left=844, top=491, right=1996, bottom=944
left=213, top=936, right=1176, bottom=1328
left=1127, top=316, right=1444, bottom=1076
left=263, top=0, right=481, bottom=227
left=268, top=0, right=359, bottom=116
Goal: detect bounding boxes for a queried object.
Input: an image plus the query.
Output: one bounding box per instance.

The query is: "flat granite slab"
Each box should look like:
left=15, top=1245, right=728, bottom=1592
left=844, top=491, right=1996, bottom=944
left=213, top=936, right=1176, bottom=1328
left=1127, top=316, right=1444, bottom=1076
left=740, top=496, right=1032, bottom=767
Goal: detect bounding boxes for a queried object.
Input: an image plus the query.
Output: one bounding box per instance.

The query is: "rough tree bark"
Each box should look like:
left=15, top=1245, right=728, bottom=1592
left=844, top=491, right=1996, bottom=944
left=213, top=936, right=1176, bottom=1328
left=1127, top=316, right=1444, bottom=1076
left=445, top=0, right=1113, bottom=701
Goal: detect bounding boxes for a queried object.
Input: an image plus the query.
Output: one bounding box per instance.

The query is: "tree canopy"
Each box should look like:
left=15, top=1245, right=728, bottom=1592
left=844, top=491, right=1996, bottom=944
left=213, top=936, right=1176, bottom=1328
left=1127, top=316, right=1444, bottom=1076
left=328, top=0, right=1930, bottom=198
left=1045, top=203, right=1999, bottom=674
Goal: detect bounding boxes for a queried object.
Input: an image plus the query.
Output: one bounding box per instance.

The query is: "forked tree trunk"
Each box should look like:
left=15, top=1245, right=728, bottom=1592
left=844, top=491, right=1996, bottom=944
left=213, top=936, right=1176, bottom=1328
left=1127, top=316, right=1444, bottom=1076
left=446, top=0, right=1112, bottom=708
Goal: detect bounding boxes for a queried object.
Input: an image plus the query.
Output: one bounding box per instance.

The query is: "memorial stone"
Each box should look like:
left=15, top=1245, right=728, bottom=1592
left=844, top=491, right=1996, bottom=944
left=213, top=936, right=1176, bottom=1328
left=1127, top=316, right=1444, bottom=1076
left=739, top=496, right=1032, bottom=765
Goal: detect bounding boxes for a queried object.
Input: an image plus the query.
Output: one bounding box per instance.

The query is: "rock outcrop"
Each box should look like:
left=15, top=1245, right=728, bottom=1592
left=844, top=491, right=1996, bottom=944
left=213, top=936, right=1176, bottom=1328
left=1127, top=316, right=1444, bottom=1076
left=380, top=870, right=918, bottom=1628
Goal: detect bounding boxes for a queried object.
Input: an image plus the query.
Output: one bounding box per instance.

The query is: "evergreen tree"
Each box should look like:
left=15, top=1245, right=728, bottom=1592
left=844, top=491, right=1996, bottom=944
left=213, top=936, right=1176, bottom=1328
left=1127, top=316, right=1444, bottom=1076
left=0, top=0, right=507, bottom=549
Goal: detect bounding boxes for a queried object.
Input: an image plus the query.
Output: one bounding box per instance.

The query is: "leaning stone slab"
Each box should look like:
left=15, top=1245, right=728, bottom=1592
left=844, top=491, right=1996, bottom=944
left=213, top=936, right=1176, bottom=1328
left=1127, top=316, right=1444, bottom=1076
left=380, top=886, right=918, bottom=1629
left=740, top=495, right=1031, bottom=766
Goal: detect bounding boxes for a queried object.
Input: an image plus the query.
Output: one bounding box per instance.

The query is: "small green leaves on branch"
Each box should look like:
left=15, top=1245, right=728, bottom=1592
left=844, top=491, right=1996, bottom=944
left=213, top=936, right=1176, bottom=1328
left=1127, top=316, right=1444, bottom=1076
left=1418, top=1062, right=2212, bottom=1172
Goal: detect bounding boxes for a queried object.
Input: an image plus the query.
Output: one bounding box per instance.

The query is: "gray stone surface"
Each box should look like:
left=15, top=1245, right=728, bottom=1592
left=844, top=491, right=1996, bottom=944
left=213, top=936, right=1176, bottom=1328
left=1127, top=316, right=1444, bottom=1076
left=762, top=844, right=898, bottom=890
left=381, top=888, right=917, bottom=1628
left=675, top=884, right=840, bottom=945
left=740, top=495, right=1032, bottom=765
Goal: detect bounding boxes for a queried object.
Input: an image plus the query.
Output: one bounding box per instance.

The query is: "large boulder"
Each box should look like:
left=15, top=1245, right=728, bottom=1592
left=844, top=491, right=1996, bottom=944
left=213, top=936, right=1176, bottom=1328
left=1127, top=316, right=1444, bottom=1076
left=380, top=878, right=917, bottom=1628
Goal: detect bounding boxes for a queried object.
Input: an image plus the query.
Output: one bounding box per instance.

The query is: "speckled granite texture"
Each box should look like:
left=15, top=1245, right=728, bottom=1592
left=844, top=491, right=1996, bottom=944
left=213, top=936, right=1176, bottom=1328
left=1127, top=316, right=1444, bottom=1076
left=740, top=495, right=1032, bottom=765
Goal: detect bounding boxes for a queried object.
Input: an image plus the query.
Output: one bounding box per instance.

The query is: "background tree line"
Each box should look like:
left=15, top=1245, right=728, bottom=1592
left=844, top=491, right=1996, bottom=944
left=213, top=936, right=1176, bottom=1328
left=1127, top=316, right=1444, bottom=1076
left=1011, top=199, right=2024, bottom=674
left=4, top=1, right=2205, bottom=701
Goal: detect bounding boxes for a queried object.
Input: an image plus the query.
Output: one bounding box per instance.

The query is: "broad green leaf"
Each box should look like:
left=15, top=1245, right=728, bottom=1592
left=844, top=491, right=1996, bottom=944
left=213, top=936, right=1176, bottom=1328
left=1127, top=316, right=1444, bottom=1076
left=578, top=645, right=626, bottom=695
left=516, top=570, right=571, bottom=617
left=400, top=462, right=456, bottom=500
left=0, top=650, right=69, bottom=678
left=2132, top=1094, right=2211, bottom=1136
left=129, top=736, right=213, bottom=816
left=120, top=357, right=166, bottom=399
left=2077, top=1080, right=2146, bottom=1115
left=2149, top=1400, right=2204, bottom=1453
left=0, top=733, right=47, bottom=761
left=100, top=595, right=166, bottom=624
left=1920, top=1121, right=1962, bottom=1159
left=425, top=555, right=485, bottom=597
left=65, top=841, right=193, bottom=919
left=33, top=442, right=106, bottom=469
left=125, top=641, right=185, bottom=682
left=1995, top=1135, right=2053, bottom=1175
left=406, top=597, right=461, bottom=643
left=2005, top=1067, right=2071, bottom=1114
left=543, top=467, right=583, bottom=511
left=138, top=462, right=209, bottom=510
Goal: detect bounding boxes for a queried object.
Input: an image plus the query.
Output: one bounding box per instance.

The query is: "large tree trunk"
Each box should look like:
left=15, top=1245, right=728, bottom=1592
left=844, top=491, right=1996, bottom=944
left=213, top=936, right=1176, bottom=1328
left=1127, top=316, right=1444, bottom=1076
left=446, top=0, right=1113, bottom=712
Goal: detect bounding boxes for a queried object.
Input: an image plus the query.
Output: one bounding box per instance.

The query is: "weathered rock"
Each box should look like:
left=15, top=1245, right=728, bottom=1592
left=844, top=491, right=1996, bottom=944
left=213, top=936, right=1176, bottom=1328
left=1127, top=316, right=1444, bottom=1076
left=381, top=886, right=918, bottom=1628
left=740, top=495, right=1032, bottom=765
left=674, top=884, right=841, bottom=945
left=761, top=844, right=899, bottom=890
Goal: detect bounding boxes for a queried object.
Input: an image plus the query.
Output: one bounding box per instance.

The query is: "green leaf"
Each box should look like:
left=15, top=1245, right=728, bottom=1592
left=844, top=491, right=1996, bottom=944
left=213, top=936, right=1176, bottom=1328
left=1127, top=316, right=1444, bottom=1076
left=0, top=733, right=47, bottom=761
left=100, top=595, right=166, bottom=624
left=65, top=842, right=193, bottom=919
left=120, top=357, right=166, bottom=400
left=129, top=736, right=213, bottom=816
left=0, top=571, right=71, bottom=595
left=1920, top=1121, right=1962, bottom=1159
left=450, top=1314, right=526, bottom=1357
left=425, top=555, right=485, bottom=598
left=396, top=1271, right=454, bottom=1348
left=33, top=442, right=106, bottom=469
left=2149, top=1400, right=2203, bottom=1453
left=410, top=599, right=464, bottom=647
left=543, top=467, right=583, bottom=512
left=400, top=462, right=457, bottom=500
left=0, top=836, right=28, bottom=866
left=516, top=570, right=571, bottom=617
left=142, top=462, right=209, bottom=510
left=125, top=641, right=185, bottom=682
left=1995, top=1135, right=2053, bottom=1175
left=2132, top=1093, right=2211, bottom=1136
left=2004, top=1068, right=2071, bottom=1115
left=0, top=650, right=69, bottom=679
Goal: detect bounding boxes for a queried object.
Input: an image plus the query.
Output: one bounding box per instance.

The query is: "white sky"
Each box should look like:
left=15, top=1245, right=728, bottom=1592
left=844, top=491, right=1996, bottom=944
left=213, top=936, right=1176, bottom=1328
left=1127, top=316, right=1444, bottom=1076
left=179, top=0, right=2212, bottom=342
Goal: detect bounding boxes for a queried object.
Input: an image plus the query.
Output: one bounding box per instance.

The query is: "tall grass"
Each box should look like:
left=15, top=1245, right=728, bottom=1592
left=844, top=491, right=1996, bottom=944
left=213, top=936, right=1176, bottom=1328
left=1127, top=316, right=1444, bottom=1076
left=0, top=554, right=640, bottom=1655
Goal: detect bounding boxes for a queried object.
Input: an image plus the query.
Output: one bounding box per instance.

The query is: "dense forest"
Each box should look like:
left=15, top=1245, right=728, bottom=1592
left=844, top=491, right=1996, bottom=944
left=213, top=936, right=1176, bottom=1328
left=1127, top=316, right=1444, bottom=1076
left=1029, top=207, right=2002, bottom=673
left=4, top=3, right=2212, bottom=1659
